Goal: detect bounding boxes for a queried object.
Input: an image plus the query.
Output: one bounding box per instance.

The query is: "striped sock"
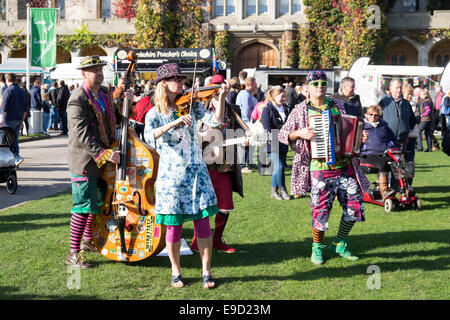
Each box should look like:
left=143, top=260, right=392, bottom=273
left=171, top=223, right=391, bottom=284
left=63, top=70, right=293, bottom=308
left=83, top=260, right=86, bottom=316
left=83, top=214, right=95, bottom=240
left=69, top=213, right=89, bottom=251
left=337, top=219, right=355, bottom=240
left=312, top=227, right=325, bottom=243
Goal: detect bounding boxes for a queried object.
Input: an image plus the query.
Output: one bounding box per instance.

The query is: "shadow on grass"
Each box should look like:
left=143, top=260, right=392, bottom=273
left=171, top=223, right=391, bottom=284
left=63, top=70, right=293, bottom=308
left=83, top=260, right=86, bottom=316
left=413, top=185, right=450, bottom=194
left=0, top=213, right=68, bottom=233
left=112, top=229, right=450, bottom=285
left=0, top=286, right=98, bottom=300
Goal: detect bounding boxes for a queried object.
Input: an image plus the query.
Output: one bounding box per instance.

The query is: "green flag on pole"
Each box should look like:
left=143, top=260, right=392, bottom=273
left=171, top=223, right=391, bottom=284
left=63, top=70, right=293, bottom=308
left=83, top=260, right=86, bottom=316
left=30, top=8, right=57, bottom=68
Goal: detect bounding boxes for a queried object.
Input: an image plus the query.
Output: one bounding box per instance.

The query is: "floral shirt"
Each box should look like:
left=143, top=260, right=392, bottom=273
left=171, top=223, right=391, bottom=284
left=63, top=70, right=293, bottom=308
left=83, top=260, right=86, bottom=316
left=144, top=101, right=221, bottom=216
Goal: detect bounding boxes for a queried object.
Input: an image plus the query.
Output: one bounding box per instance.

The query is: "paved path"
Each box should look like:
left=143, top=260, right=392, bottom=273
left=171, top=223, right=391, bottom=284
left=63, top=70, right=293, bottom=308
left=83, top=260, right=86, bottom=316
left=0, top=134, right=71, bottom=211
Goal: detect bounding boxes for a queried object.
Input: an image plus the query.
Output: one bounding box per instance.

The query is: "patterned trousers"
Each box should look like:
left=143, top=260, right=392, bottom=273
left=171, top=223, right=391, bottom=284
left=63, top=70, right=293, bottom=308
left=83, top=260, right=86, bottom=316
left=310, top=166, right=365, bottom=231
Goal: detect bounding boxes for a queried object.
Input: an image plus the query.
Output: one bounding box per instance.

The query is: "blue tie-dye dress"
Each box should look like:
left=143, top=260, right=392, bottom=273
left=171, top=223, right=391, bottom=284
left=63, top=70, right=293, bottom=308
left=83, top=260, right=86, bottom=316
left=144, top=101, right=220, bottom=225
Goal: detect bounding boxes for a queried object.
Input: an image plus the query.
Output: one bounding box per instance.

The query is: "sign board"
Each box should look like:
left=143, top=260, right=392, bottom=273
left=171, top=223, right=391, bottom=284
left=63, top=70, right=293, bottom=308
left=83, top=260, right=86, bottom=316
left=114, top=48, right=213, bottom=73
left=30, top=8, right=57, bottom=68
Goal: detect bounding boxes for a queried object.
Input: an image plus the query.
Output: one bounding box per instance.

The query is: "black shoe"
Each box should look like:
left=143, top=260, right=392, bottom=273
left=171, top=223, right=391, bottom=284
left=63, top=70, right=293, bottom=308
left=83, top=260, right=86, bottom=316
left=424, top=149, right=431, bottom=152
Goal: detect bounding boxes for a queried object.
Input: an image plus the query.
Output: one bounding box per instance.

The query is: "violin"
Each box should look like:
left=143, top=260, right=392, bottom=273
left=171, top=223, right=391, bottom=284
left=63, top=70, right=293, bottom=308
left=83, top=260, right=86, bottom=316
left=175, top=84, right=223, bottom=108
left=173, top=84, right=223, bottom=118
left=92, top=50, right=165, bottom=262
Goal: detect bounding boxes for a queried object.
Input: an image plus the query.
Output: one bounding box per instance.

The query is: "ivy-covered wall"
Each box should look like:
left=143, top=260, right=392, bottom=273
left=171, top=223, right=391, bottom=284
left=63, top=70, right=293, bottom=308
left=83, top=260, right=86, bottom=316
left=293, top=0, right=391, bottom=69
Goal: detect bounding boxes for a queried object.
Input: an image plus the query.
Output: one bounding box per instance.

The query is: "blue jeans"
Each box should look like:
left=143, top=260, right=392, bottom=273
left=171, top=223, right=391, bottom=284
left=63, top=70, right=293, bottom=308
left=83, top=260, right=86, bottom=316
left=417, top=121, right=432, bottom=151
left=43, top=112, right=50, bottom=132
left=49, top=106, right=59, bottom=129
left=269, top=152, right=287, bottom=188
left=5, top=120, right=22, bottom=156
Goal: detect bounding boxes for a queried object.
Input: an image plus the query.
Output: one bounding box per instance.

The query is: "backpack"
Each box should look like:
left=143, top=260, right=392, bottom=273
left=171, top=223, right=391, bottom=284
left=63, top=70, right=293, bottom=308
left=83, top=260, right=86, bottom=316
left=442, top=130, right=450, bottom=156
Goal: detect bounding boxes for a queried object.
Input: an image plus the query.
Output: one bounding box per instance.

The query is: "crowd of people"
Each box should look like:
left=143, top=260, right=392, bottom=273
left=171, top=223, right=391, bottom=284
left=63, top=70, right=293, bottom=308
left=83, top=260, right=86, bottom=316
left=2, top=56, right=449, bottom=289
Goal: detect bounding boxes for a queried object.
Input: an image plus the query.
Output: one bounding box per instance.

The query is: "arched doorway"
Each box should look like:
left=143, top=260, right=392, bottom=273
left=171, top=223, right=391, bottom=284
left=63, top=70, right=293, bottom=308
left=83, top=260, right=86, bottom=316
left=9, top=47, right=27, bottom=58
left=384, top=40, right=418, bottom=66
left=57, top=46, right=72, bottom=64
left=79, top=45, right=107, bottom=57
left=235, top=41, right=279, bottom=74
left=428, top=40, right=450, bottom=67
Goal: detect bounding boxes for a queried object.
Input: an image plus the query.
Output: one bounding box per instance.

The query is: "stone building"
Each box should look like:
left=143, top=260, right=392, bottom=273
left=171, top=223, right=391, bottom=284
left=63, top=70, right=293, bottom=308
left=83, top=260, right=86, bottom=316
left=0, top=0, right=449, bottom=74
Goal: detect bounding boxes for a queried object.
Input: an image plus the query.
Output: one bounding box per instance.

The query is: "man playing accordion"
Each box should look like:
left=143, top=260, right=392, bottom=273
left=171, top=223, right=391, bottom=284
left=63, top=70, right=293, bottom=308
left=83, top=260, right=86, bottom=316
left=279, top=71, right=369, bottom=265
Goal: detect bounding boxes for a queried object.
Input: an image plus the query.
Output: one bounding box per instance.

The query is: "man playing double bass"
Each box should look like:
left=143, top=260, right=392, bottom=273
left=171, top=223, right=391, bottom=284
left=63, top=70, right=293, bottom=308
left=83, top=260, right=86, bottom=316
left=65, top=56, right=121, bottom=269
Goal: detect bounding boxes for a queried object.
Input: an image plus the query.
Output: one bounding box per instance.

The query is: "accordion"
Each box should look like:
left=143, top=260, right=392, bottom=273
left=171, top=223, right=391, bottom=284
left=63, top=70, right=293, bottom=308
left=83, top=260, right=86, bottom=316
left=309, top=110, right=364, bottom=165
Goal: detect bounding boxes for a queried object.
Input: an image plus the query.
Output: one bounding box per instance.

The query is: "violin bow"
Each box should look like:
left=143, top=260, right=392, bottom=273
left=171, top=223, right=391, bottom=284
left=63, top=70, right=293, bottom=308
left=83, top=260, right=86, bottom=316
left=188, top=58, right=198, bottom=115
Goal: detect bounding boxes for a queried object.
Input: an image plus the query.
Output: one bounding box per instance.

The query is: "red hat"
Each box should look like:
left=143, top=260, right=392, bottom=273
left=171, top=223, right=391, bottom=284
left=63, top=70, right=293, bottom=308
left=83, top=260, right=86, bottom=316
left=209, top=74, right=225, bottom=84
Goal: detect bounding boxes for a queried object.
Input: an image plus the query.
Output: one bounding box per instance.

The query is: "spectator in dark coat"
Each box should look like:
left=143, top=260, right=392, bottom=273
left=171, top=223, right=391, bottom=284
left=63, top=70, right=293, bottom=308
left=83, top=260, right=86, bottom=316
left=379, top=78, right=417, bottom=191
left=29, top=79, right=42, bottom=111
left=332, top=76, right=363, bottom=117
left=48, top=81, right=59, bottom=130
left=1, top=73, right=27, bottom=165
left=57, top=80, right=70, bottom=135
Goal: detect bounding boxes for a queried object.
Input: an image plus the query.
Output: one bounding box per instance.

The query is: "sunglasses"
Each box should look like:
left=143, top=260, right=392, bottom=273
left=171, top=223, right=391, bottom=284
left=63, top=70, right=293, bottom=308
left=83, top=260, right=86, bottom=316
left=166, top=76, right=185, bottom=83
left=80, top=58, right=103, bottom=66
left=309, top=80, right=328, bottom=88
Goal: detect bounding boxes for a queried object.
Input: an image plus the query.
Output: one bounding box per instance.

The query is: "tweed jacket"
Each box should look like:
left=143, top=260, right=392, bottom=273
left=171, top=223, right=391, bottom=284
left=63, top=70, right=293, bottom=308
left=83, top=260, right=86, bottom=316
left=67, top=85, right=116, bottom=177
left=278, top=98, right=370, bottom=196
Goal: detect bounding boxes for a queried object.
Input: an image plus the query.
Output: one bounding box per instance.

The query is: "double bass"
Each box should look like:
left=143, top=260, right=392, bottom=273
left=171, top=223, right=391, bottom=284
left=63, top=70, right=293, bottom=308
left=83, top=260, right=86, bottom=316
left=92, top=51, right=166, bottom=262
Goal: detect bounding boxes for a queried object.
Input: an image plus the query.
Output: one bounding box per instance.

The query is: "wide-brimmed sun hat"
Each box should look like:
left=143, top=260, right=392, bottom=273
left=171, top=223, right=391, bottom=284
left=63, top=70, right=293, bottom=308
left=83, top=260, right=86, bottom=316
left=76, top=55, right=108, bottom=70
left=155, top=63, right=186, bottom=84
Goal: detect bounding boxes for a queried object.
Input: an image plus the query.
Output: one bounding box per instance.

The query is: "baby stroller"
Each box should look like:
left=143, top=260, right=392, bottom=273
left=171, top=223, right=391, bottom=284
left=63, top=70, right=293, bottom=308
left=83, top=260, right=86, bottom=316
left=361, top=148, right=422, bottom=212
left=0, top=126, right=18, bottom=194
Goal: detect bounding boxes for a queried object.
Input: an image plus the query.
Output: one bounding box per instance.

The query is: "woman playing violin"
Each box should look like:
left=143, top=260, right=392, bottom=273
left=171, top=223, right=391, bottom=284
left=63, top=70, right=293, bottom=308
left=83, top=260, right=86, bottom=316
left=144, top=63, right=229, bottom=289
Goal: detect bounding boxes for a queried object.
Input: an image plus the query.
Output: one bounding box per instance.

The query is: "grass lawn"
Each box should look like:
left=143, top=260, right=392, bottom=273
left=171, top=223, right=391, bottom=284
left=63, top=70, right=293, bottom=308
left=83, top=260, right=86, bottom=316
left=0, top=149, right=449, bottom=301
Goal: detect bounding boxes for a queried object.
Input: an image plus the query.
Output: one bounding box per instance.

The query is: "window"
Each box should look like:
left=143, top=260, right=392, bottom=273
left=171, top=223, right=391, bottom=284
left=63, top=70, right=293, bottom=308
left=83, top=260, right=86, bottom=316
left=245, top=0, right=268, bottom=16
left=399, top=55, right=406, bottom=65
left=444, top=55, right=449, bottom=66
left=391, top=55, right=398, bottom=65
left=57, top=0, right=65, bottom=19
left=215, top=0, right=224, bottom=16
left=279, top=0, right=302, bottom=15
left=436, top=54, right=442, bottom=67
left=214, top=0, right=235, bottom=16
left=0, top=0, right=6, bottom=20
left=259, top=0, right=268, bottom=14
left=402, top=0, right=418, bottom=12
left=227, top=0, right=236, bottom=15
left=292, top=0, right=301, bottom=14
left=227, top=0, right=235, bottom=15
left=280, top=0, right=289, bottom=15
left=247, top=0, right=256, bottom=15
left=100, top=0, right=111, bottom=19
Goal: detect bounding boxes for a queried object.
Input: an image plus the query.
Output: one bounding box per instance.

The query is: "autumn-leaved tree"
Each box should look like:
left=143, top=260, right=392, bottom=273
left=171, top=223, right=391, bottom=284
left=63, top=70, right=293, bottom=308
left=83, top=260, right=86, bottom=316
left=113, top=0, right=137, bottom=18
left=297, top=0, right=390, bottom=69
left=28, top=0, right=48, bottom=7
left=134, top=0, right=210, bottom=49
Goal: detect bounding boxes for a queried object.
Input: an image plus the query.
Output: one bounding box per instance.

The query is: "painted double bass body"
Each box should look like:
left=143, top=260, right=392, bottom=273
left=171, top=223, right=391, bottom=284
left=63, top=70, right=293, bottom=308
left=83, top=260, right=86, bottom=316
left=92, top=128, right=166, bottom=262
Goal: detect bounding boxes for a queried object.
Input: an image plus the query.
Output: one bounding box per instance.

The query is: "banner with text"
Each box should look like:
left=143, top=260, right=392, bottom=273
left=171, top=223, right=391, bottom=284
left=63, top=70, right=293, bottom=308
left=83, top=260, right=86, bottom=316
left=31, top=8, right=57, bottom=68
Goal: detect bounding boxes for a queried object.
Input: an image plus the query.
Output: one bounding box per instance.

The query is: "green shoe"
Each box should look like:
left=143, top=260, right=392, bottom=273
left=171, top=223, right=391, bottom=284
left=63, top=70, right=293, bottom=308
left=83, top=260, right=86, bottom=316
left=311, top=242, right=326, bottom=265
left=328, top=237, right=359, bottom=261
